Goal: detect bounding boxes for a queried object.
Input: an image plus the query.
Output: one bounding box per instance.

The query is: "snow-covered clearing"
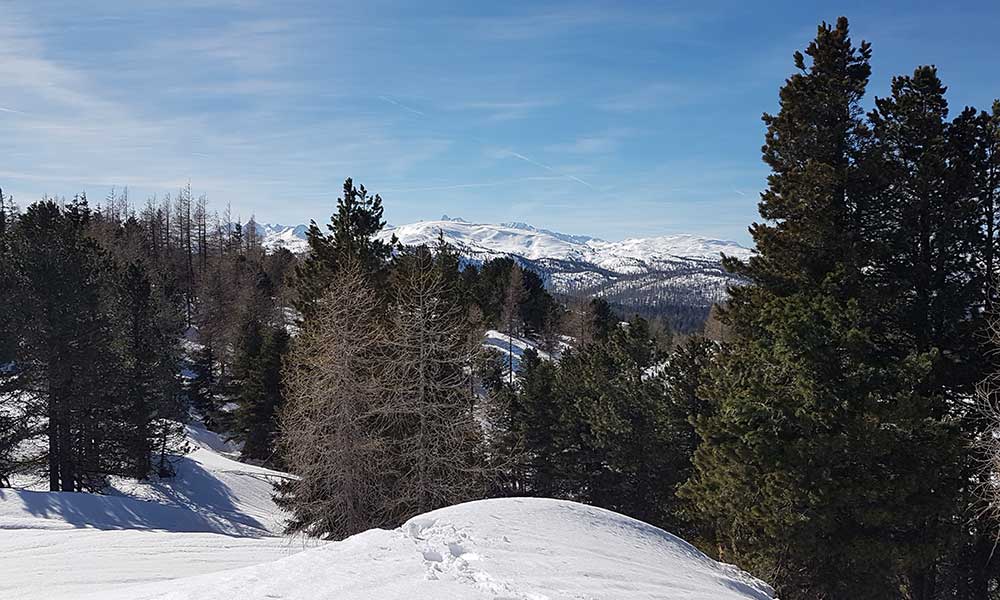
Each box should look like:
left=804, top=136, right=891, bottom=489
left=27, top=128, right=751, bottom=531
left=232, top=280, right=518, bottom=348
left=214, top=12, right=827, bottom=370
left=1, top=422, right=772, bottom=599
left=482, top=329, right=554, bottom=371
left=0, top=423, right=311, bottom=600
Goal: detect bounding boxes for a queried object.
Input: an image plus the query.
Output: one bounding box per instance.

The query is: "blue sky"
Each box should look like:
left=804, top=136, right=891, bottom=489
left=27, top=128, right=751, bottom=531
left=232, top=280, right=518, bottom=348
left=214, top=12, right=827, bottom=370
left=1, top=1, right=998, bottom=244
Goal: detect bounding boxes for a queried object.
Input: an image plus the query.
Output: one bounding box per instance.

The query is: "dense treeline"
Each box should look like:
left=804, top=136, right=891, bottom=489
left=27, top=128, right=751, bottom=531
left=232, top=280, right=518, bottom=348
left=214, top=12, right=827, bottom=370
left=460, top=16, right=1000, bottom=600
left=0, top=184, right=304, bottom=487
left=0, top=194, right=185, bottom=489
left=0, top=179, right=568, bottom=490
left=678, top=18, right=1000, bottom=599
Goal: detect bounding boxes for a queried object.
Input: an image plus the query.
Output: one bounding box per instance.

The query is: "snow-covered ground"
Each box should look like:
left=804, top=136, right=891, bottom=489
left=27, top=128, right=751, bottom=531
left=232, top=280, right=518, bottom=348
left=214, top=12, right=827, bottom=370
left=90, top=498, right=773, bottom=600
left=1, top=422, right=772, bottom=600
left=482, top=329, right=563, bottom=373
left=0, top=423, right=310, bottom=600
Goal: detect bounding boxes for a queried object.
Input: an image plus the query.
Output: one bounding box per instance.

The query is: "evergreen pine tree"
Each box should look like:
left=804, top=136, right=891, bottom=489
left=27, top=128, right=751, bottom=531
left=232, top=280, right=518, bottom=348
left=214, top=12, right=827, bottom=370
left=234, top=325, right=289, bottom=465
left=868, top=66, right=993, bottom=599
left=500, top=348, right=560, bottom=495
left=679, top=19, right=910, bottom=598
left=188, top=344, right=219, bottom=427
left=10, top=198, right=121, bottom=491
left=589, top=297, right=616, bottom=342
left=0, top=189, right=17, bottom=363
left=111, top=260, right=184, bottom=479
left=293, top=178, right=394, bottom=317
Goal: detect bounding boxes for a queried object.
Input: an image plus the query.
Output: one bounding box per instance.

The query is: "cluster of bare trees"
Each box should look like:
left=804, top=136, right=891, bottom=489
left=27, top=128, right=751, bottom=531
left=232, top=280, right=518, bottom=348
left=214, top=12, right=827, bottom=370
left=278, top=255, right=487, bottom=539
left=978, top=318, right=1000, bottom=525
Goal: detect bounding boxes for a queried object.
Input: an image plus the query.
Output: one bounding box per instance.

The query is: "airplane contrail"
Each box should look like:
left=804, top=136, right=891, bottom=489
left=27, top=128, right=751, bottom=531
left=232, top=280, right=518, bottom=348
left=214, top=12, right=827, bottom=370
left=375, top=95, right=596, bottom=192
left=377, top=95, right=425, bottom=117
left=506, top=151, right=596, bottom=190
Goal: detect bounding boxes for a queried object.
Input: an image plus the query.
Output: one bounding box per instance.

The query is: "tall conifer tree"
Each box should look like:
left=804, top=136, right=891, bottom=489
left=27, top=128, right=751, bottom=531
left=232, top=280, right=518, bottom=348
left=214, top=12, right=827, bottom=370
left=680, top=19, right=907, bottom=598
left=293, top=178, right=394, bottom=316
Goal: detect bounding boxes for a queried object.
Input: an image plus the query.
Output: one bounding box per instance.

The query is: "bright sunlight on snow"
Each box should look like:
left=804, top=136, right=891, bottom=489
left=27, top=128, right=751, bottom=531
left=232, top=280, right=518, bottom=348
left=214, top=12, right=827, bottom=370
left=0, top=424, right=772, bottom=600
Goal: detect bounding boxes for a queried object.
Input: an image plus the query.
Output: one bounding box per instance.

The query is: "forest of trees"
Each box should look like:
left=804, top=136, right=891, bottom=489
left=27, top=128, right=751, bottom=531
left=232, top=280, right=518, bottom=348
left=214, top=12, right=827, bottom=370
left=678, top=18, right=1000, bottom=599
left=2, top=15, right=1000, bottom=600
left=0, top=179, right=571, bottom=491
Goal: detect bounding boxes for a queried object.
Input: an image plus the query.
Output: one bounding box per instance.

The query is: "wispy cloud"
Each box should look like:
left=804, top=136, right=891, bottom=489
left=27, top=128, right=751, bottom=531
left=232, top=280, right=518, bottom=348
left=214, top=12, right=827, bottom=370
left=545, top=128, right=635, bottom=155
left=0, top=4, right=452, bottom=215
left=462, top=6, right=692, bottom=41
left=597, top=82, right=695, bottom=112
left=0, top=1, right=773, bottom=243
left=142, top=17, right=308, bottom=73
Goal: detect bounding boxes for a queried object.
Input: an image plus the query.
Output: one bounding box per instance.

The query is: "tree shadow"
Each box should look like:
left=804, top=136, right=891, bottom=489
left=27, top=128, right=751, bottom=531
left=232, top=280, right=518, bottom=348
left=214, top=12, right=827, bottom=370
left=3, top=458, right=270, bottom=538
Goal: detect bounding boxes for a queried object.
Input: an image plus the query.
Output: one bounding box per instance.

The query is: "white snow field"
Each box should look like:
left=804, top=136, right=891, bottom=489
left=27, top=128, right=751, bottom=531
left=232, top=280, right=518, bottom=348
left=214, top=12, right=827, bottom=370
left=1, top=423, right=773, bottom=600
left=0, top=423, right=312, bottom=600
left=93, top=498, right=774, bottom=600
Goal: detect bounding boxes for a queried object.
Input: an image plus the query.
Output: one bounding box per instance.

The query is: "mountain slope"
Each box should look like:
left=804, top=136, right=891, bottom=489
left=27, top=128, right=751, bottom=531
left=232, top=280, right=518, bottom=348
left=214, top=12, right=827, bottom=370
left=248, top=222, right=309, bottom=253
left=379, top=218, right=749, bottom=331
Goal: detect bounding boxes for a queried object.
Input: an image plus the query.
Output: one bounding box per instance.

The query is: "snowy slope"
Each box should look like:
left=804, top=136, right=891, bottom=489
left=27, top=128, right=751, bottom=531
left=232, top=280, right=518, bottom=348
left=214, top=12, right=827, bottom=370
left=376, top=219, right=749, bottom=327
left=251, top=216, right=750, bottom=266
left=251, top=222, right=310, bottom=253
left=0, top=423, right=312, bottom=600
left=91, top=497, right=774, bottom=600
left=2, top=419, right=772, bottom=599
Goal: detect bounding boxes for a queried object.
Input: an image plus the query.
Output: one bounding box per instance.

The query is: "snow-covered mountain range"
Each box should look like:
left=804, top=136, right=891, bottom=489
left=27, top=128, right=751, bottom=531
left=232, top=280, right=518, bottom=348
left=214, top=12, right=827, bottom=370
left=247, top=223, right=310, bottom=253
left=253, top=216, right=751, bottom=330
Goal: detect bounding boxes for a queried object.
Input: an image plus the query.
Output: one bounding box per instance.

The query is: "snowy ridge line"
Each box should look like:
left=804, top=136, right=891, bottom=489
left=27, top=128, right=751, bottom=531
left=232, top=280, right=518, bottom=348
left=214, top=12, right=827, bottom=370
left=249, top=216, right=751, bottom=267
left=249, top=217, right=748, bottom=325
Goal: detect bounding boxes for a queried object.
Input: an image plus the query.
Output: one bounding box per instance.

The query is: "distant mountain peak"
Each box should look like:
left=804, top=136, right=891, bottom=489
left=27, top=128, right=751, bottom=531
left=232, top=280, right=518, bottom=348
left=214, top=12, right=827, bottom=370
left=440, top=214, right=470, bottom=223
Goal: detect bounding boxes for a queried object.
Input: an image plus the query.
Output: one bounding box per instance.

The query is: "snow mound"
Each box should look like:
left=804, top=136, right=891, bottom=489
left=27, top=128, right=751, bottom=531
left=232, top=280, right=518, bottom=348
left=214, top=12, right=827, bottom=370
left=93, top=497, right=774, bottom=600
